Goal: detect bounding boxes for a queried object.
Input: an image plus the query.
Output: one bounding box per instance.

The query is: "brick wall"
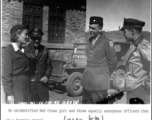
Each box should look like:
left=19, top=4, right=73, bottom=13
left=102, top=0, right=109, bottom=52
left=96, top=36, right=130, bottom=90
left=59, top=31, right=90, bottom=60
left=2, top=0, right=23, bottom=42
left=42, top=6, right=49, bottom=43
left=65, top=10, right=86, bottom=43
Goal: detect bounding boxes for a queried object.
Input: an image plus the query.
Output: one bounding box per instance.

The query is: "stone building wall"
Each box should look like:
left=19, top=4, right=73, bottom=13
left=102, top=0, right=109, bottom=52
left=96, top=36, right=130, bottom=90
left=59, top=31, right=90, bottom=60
left=42, top=6, right=49, bottom=43
left=2, top=0, right=23, bottom=42
left=65, top=10, right=86, bottom=44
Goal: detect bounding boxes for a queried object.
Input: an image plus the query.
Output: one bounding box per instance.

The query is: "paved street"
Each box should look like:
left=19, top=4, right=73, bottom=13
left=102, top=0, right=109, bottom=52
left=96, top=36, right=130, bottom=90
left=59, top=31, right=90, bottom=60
left=48, top=81, right=123, bottom=104
left=48, top=81, right=82, bottom=104
left=48, top=81, right=129, bottom=104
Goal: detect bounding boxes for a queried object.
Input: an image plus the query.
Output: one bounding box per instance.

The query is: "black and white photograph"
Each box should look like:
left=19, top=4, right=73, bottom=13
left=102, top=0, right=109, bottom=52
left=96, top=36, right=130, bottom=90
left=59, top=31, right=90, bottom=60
left=1, top=0, right=151, bottom=119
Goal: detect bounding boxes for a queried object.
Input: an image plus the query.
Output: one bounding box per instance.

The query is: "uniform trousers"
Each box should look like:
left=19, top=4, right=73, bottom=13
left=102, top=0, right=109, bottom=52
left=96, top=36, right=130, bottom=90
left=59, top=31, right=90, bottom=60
left=30, top=80, right=49, bottom=103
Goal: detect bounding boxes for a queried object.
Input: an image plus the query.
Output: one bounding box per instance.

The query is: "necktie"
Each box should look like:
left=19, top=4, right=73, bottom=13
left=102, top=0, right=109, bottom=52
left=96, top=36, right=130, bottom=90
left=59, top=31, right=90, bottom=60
left=35, top=49, right=39, bottom=57
left=92, top=39, right=97, bottom=46
left=92, top=35, right=100, bottom=46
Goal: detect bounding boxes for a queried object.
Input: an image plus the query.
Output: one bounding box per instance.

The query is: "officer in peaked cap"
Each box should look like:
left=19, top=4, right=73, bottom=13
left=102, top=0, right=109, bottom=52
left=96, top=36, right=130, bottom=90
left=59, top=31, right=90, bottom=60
left=121, top=18, right=145, bottom=31
left=119, top=18, right=150, bottom=104
left=24, top=28, right=52, bottom=103
left=90, top=16, right=103, bottom=27
left=81, top=16, right=118, bottom=104
left=28, top=28, right=44, bottom=48
left=29, top=27, right=44, bottom=37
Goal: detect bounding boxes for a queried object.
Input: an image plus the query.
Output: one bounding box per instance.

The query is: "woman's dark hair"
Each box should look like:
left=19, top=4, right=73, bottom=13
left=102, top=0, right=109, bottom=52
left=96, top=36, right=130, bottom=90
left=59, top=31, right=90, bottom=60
left=10, top=29, right=25, bottom=42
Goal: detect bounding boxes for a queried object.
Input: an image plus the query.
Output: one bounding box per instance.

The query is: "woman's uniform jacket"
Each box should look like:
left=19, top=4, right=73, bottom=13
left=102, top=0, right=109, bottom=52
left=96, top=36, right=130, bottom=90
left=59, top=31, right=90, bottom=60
left=2, top=44, right=30, bottom=103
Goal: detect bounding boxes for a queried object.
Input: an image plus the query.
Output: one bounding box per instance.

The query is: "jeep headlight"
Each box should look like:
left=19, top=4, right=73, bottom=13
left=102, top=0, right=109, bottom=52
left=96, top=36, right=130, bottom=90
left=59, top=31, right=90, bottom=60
left=115, top=44, right=121, bottom=52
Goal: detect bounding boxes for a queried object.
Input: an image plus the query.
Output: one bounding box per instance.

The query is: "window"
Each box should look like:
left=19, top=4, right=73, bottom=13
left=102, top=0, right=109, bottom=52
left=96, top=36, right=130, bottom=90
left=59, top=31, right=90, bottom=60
left=48, top=8, right=65, bottom=43
left=23, top=3, right=43, bottom=30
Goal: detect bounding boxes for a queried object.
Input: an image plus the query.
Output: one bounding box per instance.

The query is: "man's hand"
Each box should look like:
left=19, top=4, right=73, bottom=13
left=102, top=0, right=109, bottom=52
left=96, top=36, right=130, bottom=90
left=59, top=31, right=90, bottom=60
left=7, top=95, right=14, bottom=104
left=40, top=76, right=48, bottom=83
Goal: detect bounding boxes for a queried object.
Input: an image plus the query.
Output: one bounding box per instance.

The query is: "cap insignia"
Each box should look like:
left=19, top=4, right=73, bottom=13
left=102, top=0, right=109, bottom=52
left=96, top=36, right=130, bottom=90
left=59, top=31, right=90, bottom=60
left=109, top=41, right=114, bottom=47
left=35, top=28, right=38, bottom=31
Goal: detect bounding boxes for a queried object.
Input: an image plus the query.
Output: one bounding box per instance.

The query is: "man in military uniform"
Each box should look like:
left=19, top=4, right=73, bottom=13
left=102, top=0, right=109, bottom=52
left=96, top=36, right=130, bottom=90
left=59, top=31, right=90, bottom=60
left=82, top=16, right=118, bottom=103
left=120, top=18, right=150, bottom=104
left=25, top=28, right=52, bottom=103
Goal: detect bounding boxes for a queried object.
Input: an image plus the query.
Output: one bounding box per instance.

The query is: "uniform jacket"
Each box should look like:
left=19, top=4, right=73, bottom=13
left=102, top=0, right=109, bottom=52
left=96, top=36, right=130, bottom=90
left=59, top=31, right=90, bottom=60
left=24, top=43, right=52, bottom=80
left=2, top=44, right=30, bottom=96
left=125, top=35, right=150, bottom=90
left=82, top=33, right=118, bottom=91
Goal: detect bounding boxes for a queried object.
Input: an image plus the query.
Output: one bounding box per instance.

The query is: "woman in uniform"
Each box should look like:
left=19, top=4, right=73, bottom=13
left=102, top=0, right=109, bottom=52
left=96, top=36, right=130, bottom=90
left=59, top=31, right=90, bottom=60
left=2, top=24, right=30, bottom=104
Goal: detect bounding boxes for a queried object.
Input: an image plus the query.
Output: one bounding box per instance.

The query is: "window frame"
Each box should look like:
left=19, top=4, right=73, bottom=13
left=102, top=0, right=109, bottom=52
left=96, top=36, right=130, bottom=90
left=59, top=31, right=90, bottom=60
left=22, top=2, right=43, bottom=30
left=48, top=7, right=66, bottom=43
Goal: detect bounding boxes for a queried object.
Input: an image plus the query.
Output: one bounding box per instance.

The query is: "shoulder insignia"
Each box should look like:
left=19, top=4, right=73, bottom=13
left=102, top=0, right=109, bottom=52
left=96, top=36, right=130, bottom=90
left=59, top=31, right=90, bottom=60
left=140, top=39, right=149, bottom=50
left=109, top=41, right=114, bottom=47
left=141, top=43, right=148, bottom=50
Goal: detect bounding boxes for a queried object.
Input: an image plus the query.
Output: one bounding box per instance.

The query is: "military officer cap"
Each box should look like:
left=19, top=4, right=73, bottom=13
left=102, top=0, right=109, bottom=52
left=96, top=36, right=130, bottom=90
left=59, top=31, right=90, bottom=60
left=90, top=16, right=103, bottom=27
left=121, top=18, right=145, bottom=31
left=28, top=27, right=44, bottom=37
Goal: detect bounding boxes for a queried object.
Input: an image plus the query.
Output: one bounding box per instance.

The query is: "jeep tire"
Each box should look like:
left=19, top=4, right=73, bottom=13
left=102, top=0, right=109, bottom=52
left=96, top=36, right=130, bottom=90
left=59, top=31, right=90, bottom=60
left=113, top=68, right=126, bottom=90
left=66, top=72, right=83, bottom=97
